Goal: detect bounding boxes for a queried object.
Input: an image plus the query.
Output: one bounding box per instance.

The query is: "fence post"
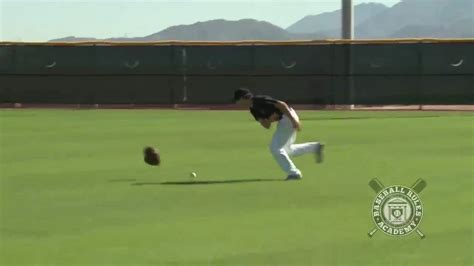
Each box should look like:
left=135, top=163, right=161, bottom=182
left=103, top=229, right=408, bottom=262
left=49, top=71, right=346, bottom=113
left=181, top=47, right=187, bottom=103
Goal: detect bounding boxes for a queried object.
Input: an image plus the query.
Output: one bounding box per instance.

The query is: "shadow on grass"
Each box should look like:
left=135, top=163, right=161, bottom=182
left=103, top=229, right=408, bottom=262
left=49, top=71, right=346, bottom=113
left=109, top=179, right=137, bottom=182
left=132, top=178, right=285, bottom=186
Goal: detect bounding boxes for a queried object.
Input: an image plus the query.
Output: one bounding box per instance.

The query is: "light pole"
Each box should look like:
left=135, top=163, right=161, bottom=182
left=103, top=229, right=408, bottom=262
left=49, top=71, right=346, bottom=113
left=342, top=0, right=354, bottom=39
left=342, top=0, right=355, bottom=108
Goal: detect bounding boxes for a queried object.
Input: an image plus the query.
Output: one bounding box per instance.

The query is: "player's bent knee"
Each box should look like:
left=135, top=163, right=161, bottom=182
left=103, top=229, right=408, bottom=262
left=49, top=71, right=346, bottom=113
left=269, top=145, right=285, bottom=155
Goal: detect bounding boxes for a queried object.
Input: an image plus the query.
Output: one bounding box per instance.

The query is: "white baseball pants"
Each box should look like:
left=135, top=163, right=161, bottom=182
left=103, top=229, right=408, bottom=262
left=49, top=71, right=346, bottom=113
left=270, top=109, right=319, bottom=176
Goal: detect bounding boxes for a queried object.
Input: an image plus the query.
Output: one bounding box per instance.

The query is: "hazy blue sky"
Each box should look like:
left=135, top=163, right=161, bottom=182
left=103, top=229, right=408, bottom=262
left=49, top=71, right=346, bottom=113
left=1, top=0, right=401, bottom=41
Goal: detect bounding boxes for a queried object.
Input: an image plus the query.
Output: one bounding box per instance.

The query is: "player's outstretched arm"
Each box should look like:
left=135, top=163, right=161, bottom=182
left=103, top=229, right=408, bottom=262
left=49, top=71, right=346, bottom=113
left=274, top=101, right=301, bottom=130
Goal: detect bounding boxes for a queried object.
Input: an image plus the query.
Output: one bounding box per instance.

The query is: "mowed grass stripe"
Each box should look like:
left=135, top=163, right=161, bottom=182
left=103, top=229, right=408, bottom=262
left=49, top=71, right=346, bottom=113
left=0, top=109, right=472, bottom=266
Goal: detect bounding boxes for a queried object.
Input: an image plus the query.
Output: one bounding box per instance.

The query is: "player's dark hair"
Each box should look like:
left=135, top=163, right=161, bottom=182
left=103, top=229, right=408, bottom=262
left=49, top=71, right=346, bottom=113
left=233, top=88, right=253, bottom=102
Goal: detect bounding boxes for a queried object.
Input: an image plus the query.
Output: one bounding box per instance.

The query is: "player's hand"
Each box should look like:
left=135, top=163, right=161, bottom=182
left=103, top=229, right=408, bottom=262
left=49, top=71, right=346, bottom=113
left=292, top=120, right=301, bottom=131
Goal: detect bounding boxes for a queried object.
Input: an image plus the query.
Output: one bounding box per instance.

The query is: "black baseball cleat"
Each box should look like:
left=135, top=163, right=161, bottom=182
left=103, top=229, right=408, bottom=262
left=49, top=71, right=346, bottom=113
left=315, top=143, right=324, bottom=163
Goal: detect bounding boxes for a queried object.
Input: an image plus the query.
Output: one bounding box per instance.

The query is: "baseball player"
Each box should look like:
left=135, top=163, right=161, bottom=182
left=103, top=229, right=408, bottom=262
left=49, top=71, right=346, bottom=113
left=233, top=88, right=324, bottom=180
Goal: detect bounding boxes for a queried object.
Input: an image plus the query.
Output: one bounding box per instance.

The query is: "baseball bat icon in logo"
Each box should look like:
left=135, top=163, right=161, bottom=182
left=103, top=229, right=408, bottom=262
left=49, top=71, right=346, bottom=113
left=368, top=178, right=427, bottom=239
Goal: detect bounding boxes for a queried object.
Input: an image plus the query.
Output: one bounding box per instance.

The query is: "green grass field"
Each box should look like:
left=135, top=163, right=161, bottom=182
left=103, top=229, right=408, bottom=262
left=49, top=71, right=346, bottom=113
left=0, top=109, right=472, bottom=266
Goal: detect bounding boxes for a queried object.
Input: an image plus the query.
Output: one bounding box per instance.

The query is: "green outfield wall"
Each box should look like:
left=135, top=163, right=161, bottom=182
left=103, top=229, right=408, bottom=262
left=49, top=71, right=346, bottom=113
left=0, top=40, right=472, bottom=105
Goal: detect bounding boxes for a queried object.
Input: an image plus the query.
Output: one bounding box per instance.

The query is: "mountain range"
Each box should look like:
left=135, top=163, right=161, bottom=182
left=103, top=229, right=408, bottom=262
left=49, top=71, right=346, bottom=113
left=50, top=0, right=474, bottom=42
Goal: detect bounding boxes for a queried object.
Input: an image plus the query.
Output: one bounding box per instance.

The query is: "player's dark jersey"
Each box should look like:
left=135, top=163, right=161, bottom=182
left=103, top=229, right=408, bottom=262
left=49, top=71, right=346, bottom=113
left=250, top=95, right=283, bottom=121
